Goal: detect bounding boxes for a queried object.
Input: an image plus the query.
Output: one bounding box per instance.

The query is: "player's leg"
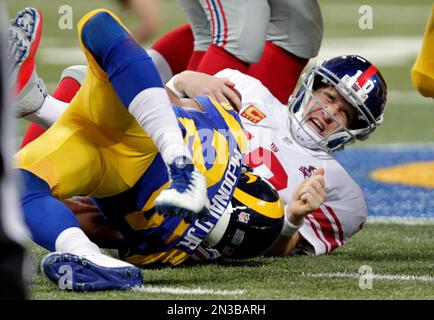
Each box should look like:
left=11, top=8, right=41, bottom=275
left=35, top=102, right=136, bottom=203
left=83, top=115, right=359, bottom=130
left=78, top=9, right=208, bottom=220
left=7, top=8, right=80, bottom=147
left=248, top=0, right=323, bottom=104
left=192, top=0, right=270, bottom=74
left=10, top=9, right=143, bottom=291
left=177, top=0, right=210, bottom=71
left=411, top=5, right=434, bottom=98
left=19, top=168, right=143, bottom=291
left=19, top=66, right=85, bottom=148
left=17, top=130, right=144, bottom=291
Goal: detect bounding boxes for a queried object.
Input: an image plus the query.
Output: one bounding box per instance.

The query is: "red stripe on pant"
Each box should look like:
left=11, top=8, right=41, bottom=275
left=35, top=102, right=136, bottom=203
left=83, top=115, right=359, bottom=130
left=215, top=0, right=228, bottom=48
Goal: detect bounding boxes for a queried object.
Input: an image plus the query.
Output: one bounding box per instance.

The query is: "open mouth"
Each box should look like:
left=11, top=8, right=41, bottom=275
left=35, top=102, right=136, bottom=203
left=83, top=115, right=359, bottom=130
left=308, top=117, right=324, bottom=133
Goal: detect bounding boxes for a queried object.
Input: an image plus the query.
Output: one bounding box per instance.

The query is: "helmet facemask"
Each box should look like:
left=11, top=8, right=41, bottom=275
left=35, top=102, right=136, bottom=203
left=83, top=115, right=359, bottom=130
left=289, top=60, right=383, bottom=153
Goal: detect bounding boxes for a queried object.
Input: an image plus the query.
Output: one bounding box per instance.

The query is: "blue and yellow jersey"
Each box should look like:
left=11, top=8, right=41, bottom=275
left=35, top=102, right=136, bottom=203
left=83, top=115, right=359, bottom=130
left=93, top=96, right=247, bottom=267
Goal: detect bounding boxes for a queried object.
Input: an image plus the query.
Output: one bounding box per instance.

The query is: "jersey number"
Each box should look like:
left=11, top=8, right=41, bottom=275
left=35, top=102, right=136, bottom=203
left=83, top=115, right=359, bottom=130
left=246, top=147, right=288, bottom=191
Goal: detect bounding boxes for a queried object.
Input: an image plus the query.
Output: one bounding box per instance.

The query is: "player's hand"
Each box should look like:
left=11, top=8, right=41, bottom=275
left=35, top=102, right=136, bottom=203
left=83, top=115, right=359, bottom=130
left=287, top=168, right=326, bottom=225
left=174, top=71, right=242, bottom=111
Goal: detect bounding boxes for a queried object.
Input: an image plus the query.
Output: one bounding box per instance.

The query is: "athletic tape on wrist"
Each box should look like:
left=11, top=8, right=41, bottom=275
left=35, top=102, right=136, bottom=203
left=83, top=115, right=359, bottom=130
left=281, top=214, right=304, bottom=237
left=165, top=75, right=186, bottom=99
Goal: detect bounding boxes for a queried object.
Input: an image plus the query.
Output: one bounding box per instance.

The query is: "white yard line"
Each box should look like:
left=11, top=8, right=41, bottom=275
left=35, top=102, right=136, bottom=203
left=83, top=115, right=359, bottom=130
left=304, top=272, right=434, bottom=282
left=132, top=286, right=245, bottom=296
left=39, top=47, right=86, bottom=65
left=39, top=36, right=423, bottom=67
left=367, top=216, right=434, bottom=225
left=316, top=36, right=423, bottom=66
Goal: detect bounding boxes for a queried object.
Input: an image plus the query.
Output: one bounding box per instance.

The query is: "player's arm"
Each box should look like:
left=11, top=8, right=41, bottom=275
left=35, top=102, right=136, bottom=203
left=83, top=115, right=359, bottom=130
left=265, top=169, right=326, bottom=256
left=165, top=70, right=242, bottom=110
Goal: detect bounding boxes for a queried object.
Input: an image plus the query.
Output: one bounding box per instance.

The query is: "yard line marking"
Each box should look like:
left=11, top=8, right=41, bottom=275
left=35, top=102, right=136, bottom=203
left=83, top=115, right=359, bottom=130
left=39, top=37, right=422, bottom=67
left=132, top=286, right=245, bottom=296
left=367, top=216, right=434, bottom=225
left=304, top=272, right=434, bottom=282
left=315, top=36, right=423, bottom=67
left=40, top=48, right=86, bottom=65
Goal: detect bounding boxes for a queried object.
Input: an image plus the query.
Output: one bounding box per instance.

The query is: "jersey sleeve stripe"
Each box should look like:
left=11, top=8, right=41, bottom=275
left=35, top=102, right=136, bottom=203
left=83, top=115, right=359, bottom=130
left=311, top=208, right=340, bottom=251
left=305, top=215, right=331, bottom=253
left=323, top=205, right=344, bottom=244
left=308, top=213, right=336, bottom=252
left=318, top=205, right=343, bottom=247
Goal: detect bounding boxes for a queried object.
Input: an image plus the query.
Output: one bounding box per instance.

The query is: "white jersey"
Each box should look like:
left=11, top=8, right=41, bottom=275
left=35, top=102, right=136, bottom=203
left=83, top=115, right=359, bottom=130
left=215, top=69, right=367, bottom=255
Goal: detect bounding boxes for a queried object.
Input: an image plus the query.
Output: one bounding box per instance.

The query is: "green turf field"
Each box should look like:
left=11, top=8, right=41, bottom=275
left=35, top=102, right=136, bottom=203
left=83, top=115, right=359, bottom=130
left=5, top=0, right=434, bottom=300
left=28, top=223, right=434, bottom=300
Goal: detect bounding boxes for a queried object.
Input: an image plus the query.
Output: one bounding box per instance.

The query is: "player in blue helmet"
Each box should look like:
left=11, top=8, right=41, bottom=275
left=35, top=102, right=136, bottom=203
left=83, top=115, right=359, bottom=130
left=289, top=55, right=387, bottom=153
left=166, top=55, right=387, bottom=257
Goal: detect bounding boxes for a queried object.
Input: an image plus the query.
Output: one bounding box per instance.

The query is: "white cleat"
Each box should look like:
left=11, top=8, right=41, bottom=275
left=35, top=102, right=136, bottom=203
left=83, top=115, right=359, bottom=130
left=8, top=7, right=46, bottom=118
left=154, top=156, right=209, bottom=223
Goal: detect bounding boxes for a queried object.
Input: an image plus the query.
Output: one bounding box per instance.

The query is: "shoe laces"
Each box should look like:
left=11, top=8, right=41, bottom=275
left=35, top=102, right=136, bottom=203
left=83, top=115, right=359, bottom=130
left=7, top=28, right=27, bottom=70
left=12, top=9, right=36, bottom=41
left=169, top=160, right=195, bottom=193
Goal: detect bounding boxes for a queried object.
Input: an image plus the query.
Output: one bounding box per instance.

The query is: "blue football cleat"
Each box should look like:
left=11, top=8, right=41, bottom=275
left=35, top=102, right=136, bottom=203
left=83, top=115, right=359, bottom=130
left=41, top=252, right=144, bottom=291
left=154, top=156, right=209, bottom=223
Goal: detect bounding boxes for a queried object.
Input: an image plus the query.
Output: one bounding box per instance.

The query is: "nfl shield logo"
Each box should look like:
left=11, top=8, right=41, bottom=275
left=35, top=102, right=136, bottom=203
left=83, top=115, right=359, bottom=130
left=238, top=211, right=251, bottom=224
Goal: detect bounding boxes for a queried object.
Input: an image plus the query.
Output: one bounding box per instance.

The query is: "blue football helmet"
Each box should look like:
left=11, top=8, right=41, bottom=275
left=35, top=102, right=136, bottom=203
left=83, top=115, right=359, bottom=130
left=289, top=55, right=387, bottom=152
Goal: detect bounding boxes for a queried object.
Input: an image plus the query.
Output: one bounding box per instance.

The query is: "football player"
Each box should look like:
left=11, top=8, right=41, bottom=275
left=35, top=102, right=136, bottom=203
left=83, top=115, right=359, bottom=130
left=10, top=7, right=209, bottom=223
left=19, top=57, right=383, bottom=258
left=169, top=57, right=387, bottom=256
left=177, top=0, right=323, bottom=104
left=411, top=4, right=434, bottom=98
left=15, top=9, right=387, bottom=258
left=65, top=170, right=285, bottom=267
left=10, top=8, right=247, bottom=291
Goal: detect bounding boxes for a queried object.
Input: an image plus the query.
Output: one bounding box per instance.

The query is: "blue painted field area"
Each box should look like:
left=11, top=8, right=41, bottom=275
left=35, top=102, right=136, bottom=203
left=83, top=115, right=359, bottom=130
left=334, top=144, right=434, bottom=219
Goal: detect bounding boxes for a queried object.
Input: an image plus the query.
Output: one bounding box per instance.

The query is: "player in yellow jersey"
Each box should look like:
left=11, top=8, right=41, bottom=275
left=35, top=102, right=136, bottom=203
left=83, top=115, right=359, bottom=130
left=411, top=5, right=434, bottom=98
left=10, top=8, right=284, bottom=291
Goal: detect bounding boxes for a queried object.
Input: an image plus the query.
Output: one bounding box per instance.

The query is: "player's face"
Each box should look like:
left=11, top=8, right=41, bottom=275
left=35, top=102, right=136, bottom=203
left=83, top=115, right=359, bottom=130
left=304, top=86, right=356, bottom=137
